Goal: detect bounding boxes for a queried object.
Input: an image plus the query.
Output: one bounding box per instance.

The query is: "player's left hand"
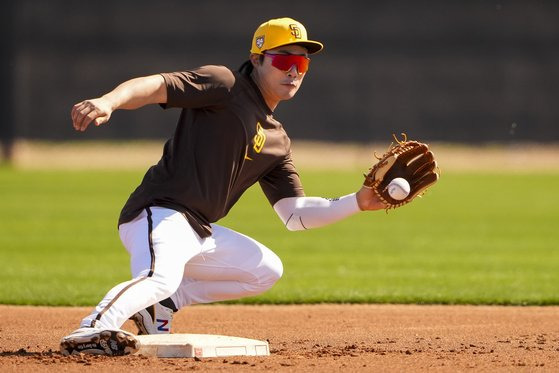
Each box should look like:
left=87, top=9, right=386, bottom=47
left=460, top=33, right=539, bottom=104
left=362, top=134, right=439, bottom=210
left=356, top=185, right=387, bottom=211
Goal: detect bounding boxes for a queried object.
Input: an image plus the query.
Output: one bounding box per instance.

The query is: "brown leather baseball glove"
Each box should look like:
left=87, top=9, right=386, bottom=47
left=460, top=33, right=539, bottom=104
left=363, top=134, right=439, bottom=210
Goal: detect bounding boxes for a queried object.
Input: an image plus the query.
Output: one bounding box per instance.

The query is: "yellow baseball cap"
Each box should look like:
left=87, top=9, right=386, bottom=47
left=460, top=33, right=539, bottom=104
left=250, top=17, right=324, bottom=55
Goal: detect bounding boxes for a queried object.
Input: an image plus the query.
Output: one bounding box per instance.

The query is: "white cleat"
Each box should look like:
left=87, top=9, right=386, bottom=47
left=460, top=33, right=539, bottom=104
left=130, top=302, right=174, bottom=335
left=60, top=327, right=139, bottom=356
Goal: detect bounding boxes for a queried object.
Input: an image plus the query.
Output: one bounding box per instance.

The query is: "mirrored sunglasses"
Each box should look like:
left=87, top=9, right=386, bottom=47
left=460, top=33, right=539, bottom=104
left=264, top=52, right=310, bottom=74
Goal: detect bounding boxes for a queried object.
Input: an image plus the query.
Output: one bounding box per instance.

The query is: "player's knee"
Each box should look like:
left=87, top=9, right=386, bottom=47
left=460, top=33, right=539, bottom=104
left=258, top=251, right=283, bottom=288
left=236, top=253, right=283, bottom=297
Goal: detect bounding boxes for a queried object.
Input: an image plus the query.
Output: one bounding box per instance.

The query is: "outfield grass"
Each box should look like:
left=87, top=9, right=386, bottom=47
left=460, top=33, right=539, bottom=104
left=0, top=167, right=558, bottom=306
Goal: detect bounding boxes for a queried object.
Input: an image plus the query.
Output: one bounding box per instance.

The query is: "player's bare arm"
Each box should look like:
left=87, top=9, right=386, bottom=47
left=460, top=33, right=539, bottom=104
left=71, top=74, right=167, bottom=132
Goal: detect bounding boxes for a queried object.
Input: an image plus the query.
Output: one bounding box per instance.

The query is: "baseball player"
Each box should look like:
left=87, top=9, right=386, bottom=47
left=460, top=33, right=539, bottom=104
left=60, top=17, right=386, bottom=356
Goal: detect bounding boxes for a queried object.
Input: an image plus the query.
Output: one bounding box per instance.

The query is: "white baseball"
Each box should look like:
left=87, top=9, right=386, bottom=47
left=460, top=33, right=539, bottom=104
left=387, top=178, right=410, bottom=200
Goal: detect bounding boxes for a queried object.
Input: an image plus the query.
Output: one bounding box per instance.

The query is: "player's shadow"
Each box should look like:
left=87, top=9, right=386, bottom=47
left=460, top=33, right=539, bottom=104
left=0, top=348, right=56, bottom=357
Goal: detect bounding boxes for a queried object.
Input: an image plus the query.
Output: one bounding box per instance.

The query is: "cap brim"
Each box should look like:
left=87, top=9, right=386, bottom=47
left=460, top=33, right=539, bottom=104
left=273, top=40, right=324, bottom=55
left=297, top=41, right=323, bottom=54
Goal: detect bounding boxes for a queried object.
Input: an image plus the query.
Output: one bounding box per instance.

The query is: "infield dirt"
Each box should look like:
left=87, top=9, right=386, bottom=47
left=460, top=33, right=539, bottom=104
left=1, top=304, right=558, bottom=372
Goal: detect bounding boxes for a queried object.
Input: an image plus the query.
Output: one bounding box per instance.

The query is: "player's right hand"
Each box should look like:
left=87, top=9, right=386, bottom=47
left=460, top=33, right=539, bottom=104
left=71, top=97, right=113, bottom=132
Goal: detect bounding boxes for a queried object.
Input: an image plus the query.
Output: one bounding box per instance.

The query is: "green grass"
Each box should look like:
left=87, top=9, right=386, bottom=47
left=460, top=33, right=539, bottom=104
left=0, top=167, right=558, bottom=306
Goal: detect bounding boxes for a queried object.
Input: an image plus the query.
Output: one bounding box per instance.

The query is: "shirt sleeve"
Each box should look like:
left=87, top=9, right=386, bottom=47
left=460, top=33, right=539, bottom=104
left=259, top=152, right=305, bottom=206
left=160, top=65, right=236, bottom=109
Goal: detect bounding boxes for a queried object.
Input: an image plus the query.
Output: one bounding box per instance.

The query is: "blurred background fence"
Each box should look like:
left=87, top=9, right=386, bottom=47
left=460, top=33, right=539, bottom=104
left=1, top=0, right=558, bottom=156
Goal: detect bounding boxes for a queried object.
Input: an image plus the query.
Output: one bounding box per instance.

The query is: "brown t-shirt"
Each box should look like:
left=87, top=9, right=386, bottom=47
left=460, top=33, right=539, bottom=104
left=118, top=65, right=305, bottom=238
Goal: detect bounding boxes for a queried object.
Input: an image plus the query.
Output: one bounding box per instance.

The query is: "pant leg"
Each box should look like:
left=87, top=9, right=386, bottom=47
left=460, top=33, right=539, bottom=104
left=171, top=224, right=283, bottom=308
left=80, top=207, right=203, bottom=329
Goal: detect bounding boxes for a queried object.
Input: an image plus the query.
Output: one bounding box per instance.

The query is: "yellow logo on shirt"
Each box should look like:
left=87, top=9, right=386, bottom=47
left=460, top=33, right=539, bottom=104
left=253, top=122, right=266, bottom=153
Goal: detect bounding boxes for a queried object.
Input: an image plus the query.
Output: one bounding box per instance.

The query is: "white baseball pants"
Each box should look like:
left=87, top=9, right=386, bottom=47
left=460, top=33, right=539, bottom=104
left=81, top=206, right=283, bottom=330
